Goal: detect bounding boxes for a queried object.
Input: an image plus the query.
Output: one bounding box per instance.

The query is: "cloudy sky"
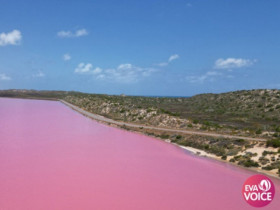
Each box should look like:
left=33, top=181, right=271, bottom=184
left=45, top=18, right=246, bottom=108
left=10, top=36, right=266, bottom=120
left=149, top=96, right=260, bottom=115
left=0, top=0, right=279, bottom=96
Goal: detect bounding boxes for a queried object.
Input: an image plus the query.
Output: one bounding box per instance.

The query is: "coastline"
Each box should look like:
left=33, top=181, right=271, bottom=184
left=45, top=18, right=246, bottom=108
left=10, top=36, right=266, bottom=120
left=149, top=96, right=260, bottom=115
left=0, top=96, right=58, bottom=101
left=59, top=99, right=280, bottom=180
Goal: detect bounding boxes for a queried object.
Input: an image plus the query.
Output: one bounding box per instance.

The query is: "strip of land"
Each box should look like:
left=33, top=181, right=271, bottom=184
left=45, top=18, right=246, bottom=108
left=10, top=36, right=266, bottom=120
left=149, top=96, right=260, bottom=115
left=60, top=100, right=266, bottom=142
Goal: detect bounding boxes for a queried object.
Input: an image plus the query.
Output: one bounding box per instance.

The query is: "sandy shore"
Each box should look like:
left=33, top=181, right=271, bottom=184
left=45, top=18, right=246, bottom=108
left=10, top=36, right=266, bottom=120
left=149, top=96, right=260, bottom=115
left=175, top=143, right=280, bottom=180
left=176, top=144, right=217, bottom=158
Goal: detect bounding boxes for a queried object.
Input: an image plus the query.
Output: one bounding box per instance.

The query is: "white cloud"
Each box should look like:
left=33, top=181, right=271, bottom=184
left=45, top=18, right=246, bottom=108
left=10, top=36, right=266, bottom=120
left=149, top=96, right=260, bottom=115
left=96, top=74, right=105, bottom=79
left=186, top=71, right=222, bottom=84
left=107, top=63, right=156, bottom=82
left=186, top=57, right=256, bottom=84
left=0, top=30, right=22, bottom=46
left=0, top=73, right=11, bottom=80
left=75, top=29, right=88, bottom=37
left=63, top=54, right=71, bottom=61
left=168, top=54, right=179, bottom=62
left=157, top=62, right=168, bottom=67
left=75, top=62, right=157, bottom=83
left=92, top=67, right=102, bottom=74
left=32, top=71, right=45, bottom=78
left=75, top=63, right=93, bottom=73
left=118, top=63, right=133, bottom=70
left=214, top=58, right=256, bottom=69
left=57, top=31, right=71, bottom=37
left=57, top=29, right=88, bottom=38
left=156, top=54, right=179, bottom=66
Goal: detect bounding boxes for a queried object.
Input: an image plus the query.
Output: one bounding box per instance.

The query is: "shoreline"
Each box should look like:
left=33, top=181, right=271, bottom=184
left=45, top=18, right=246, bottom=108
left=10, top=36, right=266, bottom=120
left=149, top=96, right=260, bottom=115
left=175, top=144, right=280, bottom=180
left=1, top=97, right=278, bottom=179
left=0, top=96, right=58, bottom=101
left=59, top=99, right=280, bottom=180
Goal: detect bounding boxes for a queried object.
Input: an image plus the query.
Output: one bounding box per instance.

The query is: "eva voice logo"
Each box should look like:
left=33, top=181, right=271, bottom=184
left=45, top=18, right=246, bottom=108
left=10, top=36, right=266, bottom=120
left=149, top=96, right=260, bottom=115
left=242, top=174, right=275, bottom=207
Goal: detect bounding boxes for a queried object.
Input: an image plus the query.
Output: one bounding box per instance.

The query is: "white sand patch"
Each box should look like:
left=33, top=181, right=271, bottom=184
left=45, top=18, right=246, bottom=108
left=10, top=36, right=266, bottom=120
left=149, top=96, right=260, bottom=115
left=178, top=145, right=217, bottom=158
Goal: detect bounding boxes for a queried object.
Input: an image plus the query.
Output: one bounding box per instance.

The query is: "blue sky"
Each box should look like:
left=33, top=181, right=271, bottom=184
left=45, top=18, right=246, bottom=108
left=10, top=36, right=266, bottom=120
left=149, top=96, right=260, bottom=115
left=0, top=0, right=279, bottom=96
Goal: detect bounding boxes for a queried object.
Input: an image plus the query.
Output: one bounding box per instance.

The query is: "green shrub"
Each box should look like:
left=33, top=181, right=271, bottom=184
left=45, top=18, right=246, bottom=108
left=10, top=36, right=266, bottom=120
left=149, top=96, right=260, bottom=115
left=193, top=119, right=199, bottom=124
left=266, top=139, right=280, bottom=148
left=262, top=165, right=274, bottom=171
left=209, top=146, right=226, bottom=156
left=256, top=129, right=262, bottom=134
left=147, top=108, right=153, bottom=113
left=160, top=134, right=170, bottom=139
left=203, top=121, right=211, bottom=126
left=160, top=108, right=179, bottom=116
left=273, top=133, right=279, bottom=137
left=239, top=159, right=259, bottom=168
left=262, top=150, right=275, bottom=156
left=234, top=139, right=245, bottom=145
left=233, top=155, right=242, bottom=161
left=221, top=155, right=227, bottom=160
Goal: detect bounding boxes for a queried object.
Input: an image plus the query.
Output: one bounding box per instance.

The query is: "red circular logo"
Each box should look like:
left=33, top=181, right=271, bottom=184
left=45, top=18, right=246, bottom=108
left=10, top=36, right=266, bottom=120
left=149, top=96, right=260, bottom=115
left=242, top=174, right=275, bottom=207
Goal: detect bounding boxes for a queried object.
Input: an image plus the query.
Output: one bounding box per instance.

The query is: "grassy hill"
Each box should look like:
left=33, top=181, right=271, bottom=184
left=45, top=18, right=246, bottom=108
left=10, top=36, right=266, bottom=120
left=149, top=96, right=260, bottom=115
left=160, top=89, right=280, bottom=131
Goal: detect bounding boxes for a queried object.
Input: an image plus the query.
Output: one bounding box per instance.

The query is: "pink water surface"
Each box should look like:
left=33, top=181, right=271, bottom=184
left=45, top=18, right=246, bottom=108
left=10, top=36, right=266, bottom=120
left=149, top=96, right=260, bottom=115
left=0, top=98, right=279, bottom=210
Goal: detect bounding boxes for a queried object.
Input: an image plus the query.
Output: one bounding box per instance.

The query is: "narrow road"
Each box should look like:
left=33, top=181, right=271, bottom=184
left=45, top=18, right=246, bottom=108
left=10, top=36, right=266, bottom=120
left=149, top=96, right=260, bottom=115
left=60, top=100, right=267, bottom=142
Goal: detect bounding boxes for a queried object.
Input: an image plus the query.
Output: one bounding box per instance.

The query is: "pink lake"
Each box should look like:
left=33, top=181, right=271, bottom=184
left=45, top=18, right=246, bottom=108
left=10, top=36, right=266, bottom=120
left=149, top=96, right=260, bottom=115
left=0, top=98, right=279, bottom=210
